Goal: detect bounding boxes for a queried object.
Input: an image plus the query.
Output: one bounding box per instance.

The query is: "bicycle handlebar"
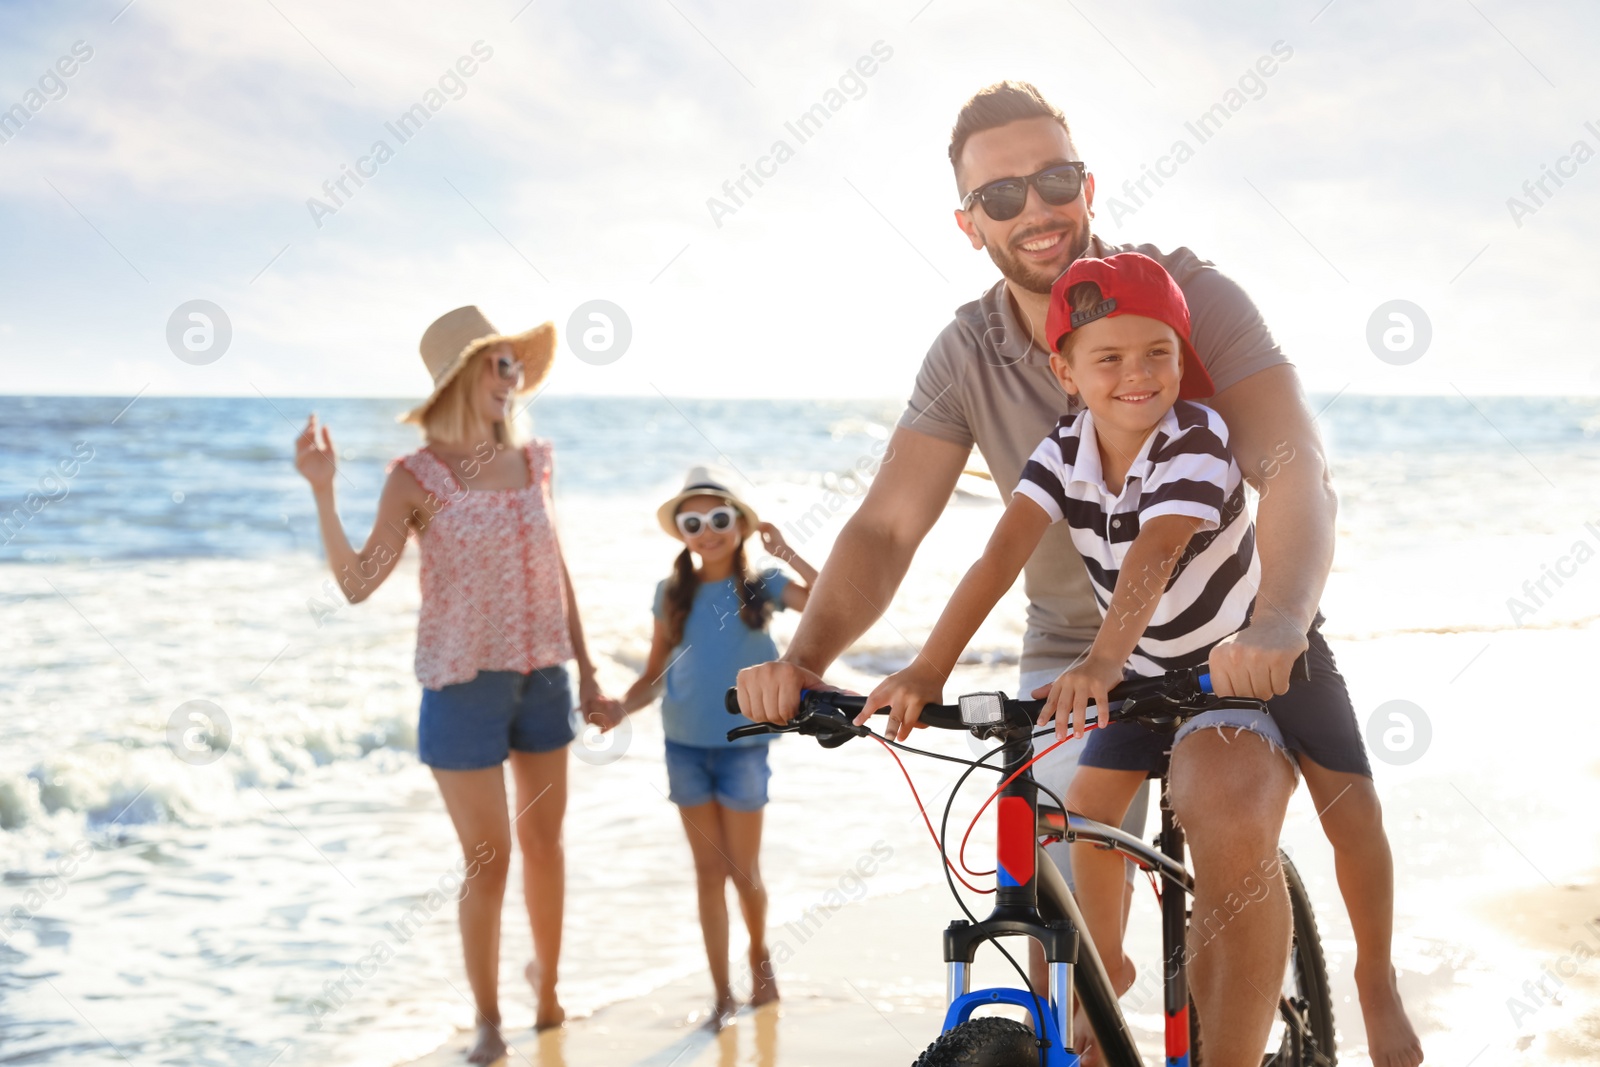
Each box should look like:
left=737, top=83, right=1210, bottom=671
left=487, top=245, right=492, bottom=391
left=723, top=652, right=1311, bottom=747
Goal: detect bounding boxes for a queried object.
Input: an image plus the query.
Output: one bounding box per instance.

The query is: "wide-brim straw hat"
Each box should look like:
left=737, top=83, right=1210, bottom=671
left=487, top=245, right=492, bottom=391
left=656, top=466, right=761, bottom=539
left=398, top=306, right=557, bottom=425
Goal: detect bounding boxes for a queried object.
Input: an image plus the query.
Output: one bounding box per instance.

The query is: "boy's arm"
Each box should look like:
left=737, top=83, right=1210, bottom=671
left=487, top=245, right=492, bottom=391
left=1083, top=514, right=1208, bottom=671
left=861, top=495, right=1052, bottom=737
left=1041, top=513, right=1207, bottom=737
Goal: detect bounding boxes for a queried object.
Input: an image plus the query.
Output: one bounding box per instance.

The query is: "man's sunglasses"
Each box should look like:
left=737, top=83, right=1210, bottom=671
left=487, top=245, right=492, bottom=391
left=493, top=355, right=525, bottom=384
left=960, top=162, right=1087, bottom=222
left=675, top=505, right=740, bottom=538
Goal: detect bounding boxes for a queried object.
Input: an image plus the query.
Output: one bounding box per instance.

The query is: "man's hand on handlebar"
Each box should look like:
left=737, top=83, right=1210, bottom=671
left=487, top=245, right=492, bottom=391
left=1034, top=656, right=1123, bottom=740
left=862, top=660, right=946, bottom=741
left=734, top=659, right=835, bottom=725
left=1206, top=616, right=1310, bottom=700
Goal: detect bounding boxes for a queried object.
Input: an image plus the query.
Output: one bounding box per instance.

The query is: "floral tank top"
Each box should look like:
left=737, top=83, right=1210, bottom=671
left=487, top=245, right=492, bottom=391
left=389, top=440, right=573, bottom=689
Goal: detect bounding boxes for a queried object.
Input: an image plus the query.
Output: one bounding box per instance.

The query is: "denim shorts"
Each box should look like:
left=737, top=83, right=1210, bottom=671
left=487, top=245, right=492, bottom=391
left=418, top=665, right=574, bottom=770
left=1081, top=700, right=1300, bottom=783
left=663, top=740, right=771, bottom=811
left=1079, top=627, right=1366, bottom=779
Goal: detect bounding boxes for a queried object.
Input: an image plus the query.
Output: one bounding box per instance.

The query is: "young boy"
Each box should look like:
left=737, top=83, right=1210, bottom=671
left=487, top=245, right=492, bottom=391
left=871, top=252, right=1421, bottom=1066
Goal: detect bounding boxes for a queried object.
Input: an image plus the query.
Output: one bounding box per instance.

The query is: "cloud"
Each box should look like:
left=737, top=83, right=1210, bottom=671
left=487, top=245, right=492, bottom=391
left=0, top=0, right=1596, bottom=397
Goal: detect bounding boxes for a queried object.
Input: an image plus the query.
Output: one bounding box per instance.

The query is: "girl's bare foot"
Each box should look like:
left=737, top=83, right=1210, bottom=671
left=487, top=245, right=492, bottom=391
left=466, top=1020, right=507, bottom=1065
left=524, top=961, right=565, bottom=1031
left=749, top=951, right=780, bottom=1007
left=1357, top=964, right=1424, bottom=1067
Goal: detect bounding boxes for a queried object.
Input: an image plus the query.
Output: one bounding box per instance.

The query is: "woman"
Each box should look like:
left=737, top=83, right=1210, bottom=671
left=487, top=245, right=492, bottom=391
left=294, top=306, right=617, bottom=1064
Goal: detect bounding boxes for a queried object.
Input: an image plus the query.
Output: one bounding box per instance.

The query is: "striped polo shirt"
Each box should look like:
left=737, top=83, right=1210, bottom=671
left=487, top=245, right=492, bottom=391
left=1013, top=400, right=1259, bottom=677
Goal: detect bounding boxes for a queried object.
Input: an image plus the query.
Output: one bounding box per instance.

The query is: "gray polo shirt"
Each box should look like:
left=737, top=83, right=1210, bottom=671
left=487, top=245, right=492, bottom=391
left=896, top=235, right=1287, bottom=674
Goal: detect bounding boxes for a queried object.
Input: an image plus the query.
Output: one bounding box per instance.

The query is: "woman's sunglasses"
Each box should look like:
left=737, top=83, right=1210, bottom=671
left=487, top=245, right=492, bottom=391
left=493, top=355, right=525, bottom=384
left=675, top=505, right=740, bottom=538
left=960, top=161, right=1087, bottom=222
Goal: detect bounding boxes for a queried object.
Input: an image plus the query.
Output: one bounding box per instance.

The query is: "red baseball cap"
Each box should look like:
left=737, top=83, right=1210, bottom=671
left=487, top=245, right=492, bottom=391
left=1045, top=252, right=1215, bottom=400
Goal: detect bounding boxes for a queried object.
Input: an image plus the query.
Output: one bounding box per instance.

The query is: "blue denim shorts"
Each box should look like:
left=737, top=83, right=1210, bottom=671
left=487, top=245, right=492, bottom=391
left=663, top=740, right=771, bottom=811
left=418, top=666, right=574, bottom=770
left=1079, top=627, right=1364, bottom=780
left=1081, top=701, right=1299, bottom=782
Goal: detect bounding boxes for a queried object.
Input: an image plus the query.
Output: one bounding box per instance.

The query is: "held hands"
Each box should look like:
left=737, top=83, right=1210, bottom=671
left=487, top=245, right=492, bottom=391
left=1207, top=616, right=1308, bottom=700
left=1034, top=656, right=1125, bottom=741
left=862, top=659, right=946, bottom=742
left=577, top=673, right=627, bottom=731
left=295, top=414, right=337, bottom=492
left=584, top=695, right=627, bottom=732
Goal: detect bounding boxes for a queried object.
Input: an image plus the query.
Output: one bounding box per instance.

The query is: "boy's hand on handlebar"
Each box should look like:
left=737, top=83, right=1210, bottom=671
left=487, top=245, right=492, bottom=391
left=1208, top=618, right=1309, bottom=700
left=863, top=661, right=944, bottom=741
left=735, top=660, right=832, bottom=725
left=1038, top=658, right=1123, bottom=741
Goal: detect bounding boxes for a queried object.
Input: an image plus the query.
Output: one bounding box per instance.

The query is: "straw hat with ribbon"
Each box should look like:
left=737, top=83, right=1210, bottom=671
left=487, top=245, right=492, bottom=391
left=398, top=306, right=557, bottom=424
left=656, top=466, right=761, bottom=539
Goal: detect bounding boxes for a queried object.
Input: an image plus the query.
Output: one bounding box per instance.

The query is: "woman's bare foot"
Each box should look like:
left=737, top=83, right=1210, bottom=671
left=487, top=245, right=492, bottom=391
left=697, top=990, right=741, bottom=1032
left=524, top=961, right=565, bottom=1031
left=749, top=951, right=780, bottom=1007
left=466, top=1021, right=507, bottom=1065
left=1357, top=964, right=1424, bottom=1067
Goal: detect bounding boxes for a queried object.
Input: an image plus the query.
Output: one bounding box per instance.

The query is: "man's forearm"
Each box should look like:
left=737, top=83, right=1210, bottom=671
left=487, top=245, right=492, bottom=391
left=781, top=515, right=915, bottom=674
left=1251, top=454, right=1337, bottom=634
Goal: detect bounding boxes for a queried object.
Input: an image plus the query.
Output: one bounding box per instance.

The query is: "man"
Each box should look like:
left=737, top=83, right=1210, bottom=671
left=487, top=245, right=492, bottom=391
left=735, top=82, right=1419, bottom=1066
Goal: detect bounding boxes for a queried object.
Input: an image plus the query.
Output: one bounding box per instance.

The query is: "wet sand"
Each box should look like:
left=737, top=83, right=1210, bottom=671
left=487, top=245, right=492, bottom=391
left=401, top=626, right=1600, bottom=1067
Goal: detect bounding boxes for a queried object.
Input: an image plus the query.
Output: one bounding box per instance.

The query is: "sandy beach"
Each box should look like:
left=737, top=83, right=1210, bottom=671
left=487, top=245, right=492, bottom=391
left=397, top=625, right=1600, bottom=1067
left=5, top=395, right=1598, bottom=1066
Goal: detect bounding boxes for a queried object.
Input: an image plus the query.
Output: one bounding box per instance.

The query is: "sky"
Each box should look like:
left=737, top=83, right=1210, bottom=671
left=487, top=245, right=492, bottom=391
left=0, top=0, right=1597, bottom=399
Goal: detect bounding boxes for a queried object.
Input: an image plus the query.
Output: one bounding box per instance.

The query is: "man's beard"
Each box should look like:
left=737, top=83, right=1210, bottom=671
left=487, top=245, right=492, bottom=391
left=985, top=218, right=1092, bottom=294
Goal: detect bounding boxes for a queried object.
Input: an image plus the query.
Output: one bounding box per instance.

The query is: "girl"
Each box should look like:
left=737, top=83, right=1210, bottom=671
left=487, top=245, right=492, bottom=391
left=596, top=468, right=814, bottom=1028
left=294, top=306, right=620, bottom=1065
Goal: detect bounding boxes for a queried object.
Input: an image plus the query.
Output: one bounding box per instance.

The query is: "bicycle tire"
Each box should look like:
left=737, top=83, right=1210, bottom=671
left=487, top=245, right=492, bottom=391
left=1185, top=853, right=1335, bottom=1067
left=912, top=1016, right=1040, bottom=1066
left=1273, top=853, right=1337, bottom=1065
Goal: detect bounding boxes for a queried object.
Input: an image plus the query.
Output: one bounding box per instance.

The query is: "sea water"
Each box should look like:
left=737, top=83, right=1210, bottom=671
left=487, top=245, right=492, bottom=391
left=2, top=393, right=1598, bottom=1065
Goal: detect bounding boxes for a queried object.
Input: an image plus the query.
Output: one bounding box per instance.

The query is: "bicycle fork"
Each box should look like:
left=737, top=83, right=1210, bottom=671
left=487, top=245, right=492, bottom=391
left=941, top=732, right=1079, bottom=1063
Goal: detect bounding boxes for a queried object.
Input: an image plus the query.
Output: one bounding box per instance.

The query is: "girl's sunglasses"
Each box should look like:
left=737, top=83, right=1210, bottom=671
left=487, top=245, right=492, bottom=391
left=960, top=162, right=1087, bottom=222
left=675, top=505, right=739, bottom=538
left=493, top=355, right=525, bottom=384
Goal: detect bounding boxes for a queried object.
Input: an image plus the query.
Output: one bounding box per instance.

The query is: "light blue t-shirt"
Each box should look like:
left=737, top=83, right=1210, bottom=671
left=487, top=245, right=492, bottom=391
left=651, top=567, right=791, bottom=749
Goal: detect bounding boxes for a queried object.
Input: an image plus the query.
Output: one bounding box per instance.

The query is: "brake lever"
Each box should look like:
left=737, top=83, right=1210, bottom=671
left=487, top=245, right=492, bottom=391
left=794, top=703, right=872, bottom=748
left=726, top=722, right=795, bottom=742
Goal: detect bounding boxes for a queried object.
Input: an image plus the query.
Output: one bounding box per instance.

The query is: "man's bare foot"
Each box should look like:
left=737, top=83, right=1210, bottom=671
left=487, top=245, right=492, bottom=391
left=524, top=961, right=565, bottom=1031
left=749, top=950, right=780, bottom=1007
left=1357, top=964, right=1424, bottom=1067
left=466, top=1021, right=507, bottom=1065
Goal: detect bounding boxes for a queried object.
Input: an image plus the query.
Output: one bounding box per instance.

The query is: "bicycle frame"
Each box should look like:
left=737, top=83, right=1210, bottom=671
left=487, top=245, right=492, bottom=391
left=938, top=717, right=1184, bottom=1067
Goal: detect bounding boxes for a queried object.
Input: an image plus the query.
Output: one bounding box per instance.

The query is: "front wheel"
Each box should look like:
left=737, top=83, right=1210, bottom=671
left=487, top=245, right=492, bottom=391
left=912, top=1016, right=1039, bottom=1066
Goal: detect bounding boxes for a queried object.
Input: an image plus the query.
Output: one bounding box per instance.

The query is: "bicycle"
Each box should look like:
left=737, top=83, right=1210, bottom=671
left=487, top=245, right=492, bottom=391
left=725, top=657, right=1336, bottom=1066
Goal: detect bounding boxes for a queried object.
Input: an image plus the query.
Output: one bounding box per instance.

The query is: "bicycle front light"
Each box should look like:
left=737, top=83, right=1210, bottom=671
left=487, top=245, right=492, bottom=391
left=957, top=691, right=1005, bottom=728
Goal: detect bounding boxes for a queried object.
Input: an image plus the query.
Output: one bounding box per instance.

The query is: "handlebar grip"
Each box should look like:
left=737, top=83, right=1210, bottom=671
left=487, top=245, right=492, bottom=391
left=724, top=687, right=742, bottom=715
left=1195, top=650, right=1312, bottom=695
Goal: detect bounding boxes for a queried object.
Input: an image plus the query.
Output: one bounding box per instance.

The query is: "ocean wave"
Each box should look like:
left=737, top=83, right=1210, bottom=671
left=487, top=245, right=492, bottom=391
left=1, top=706, right=418, bottom=835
